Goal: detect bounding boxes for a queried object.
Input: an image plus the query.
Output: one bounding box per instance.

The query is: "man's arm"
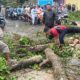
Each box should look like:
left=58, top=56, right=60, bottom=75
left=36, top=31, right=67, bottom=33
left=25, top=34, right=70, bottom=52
left=54, top=36, right=60, bottom=45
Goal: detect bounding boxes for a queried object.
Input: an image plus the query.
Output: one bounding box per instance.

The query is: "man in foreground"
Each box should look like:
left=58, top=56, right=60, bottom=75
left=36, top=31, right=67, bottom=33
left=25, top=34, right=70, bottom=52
left=0, top=26, right=11, bottom=63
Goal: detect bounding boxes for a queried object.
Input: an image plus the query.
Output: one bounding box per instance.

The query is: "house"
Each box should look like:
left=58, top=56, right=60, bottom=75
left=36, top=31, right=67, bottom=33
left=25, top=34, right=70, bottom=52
left=65, top=0, right=80, bottom=10
left=54, top=0, right=80, bottom=10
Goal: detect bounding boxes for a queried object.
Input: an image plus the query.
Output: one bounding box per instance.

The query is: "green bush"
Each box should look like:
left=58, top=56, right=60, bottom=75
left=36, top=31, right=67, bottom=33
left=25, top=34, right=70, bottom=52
left=19, top=36, right=31, bottom=45
left=68, top=11, right=80, bottom=21
left=51, top=44, right=74, bottom=58
left=0, top=57, right=9, bottom=80
left=0, top=57, right=17, bottom=80
left=7, top=2, right=17, bottom=7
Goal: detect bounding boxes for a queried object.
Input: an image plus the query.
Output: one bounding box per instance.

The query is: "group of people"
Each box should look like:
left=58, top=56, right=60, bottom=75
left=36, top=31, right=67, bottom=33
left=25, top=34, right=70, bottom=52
left=0, top=4, right=69, bottom=25
left=42, top=4, right=80, bottom=48
left=31, top=4, right=68, bottom=25
left=5, top=6, right=30, bottom=20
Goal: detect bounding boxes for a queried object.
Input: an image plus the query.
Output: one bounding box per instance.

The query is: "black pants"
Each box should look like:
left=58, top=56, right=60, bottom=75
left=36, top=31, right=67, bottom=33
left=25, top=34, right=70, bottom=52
left=59, top=27, right=80, bottom=44
left=44, top=25, right=54, bottom=32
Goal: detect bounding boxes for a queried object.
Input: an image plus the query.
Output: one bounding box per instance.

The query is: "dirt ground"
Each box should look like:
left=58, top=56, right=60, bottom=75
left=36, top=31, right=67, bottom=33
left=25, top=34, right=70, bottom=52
left=11, top=69, right=54, bottom=80
left=11, top=58, right=80, bottom=80
left=5, top=19, right=45, bottom=40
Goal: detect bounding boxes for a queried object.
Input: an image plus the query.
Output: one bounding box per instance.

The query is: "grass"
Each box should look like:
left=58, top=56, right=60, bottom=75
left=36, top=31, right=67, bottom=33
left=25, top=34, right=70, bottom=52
left=68, top=11, right=80, bottom=21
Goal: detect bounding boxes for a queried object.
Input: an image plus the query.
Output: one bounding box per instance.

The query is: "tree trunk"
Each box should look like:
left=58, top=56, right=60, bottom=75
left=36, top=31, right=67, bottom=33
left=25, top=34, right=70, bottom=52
left=26, top=44, right=49, bottom=52
left=45, top=48, right=68, bottom=80
left=10, top=55, right=43, bottom=72
left=16, top=43, right=52, bottom=53
left=40, top=59, right=51, bottom=68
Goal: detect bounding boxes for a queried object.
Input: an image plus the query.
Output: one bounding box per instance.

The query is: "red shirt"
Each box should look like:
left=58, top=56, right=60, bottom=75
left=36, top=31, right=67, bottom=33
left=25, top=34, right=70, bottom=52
left=49, top=25, right=67, bottom=38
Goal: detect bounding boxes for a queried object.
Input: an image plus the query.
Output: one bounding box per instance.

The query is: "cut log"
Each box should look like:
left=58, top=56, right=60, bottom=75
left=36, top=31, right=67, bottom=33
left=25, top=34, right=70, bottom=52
left=10, top=55, right=43, bottom=72
left=74, top=21, right=80, bottom=27
left=69, top=44, right=75, bottom=47
left=17, top=54, right=27, bottom=58
left=45, top=48, right=68, bottom=80
left=39, top=59, right=51, bottom=68
left=69, top=39, right=80, bottom=47
left=15, top=43, right=52, bottom=53
left=26, top=44, right=49, bottom=52
left=73, top=39, right=80, bottom=45
left=68, top=37, right=74, bottom=44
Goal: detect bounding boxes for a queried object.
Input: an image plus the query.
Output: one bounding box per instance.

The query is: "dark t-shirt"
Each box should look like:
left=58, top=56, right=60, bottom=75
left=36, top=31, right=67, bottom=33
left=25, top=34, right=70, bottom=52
left=43, top=10, right=56, bottom=28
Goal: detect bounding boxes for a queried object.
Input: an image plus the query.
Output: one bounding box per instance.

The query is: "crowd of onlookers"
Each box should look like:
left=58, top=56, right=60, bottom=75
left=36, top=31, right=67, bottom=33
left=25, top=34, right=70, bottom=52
left=0, top=3, right=77, bottom=25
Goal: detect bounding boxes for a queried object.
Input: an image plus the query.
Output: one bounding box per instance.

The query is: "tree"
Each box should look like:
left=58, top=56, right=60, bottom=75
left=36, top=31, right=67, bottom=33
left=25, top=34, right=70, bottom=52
left=17, top=0, right=28, bottom=5
left=0, top=0, right=8, bottom=5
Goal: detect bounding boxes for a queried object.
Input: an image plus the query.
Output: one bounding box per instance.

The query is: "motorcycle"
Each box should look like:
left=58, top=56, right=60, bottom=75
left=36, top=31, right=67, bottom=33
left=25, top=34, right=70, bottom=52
left=0, top=15, right=5, bottom=29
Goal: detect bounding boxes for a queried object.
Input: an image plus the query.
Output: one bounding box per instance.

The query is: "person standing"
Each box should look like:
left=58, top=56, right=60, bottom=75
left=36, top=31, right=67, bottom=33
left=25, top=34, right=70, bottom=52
left=1, top=5, right=6, bottom=17
left=23, top=6, right=30, bottom=21
left=43, top=4, right=56, bottom=33
left=31, top=6, right=37, bottom=25
left=16, top=6, right=22, bottom=19
left=0, top=23, right=11, bottom=64
left=0, top=8, right=16, bottom=64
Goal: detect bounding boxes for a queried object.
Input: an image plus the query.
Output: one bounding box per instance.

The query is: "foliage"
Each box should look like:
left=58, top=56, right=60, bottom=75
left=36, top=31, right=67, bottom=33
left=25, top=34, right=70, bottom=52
left=19, top=36, right=31, bottom=45
left=4, top=34, right=14, bottom=52
left=17, top=0, right=28, bottom=5
left=16, top=48, right=27, bottom=54
left=0, top=57, right=9, bottom=80
left=7, top=2, right=17, bottom=7
left=68, top=11, right=80, bottom=21
left=0, top=57, right=8, bottom=73
left=0, top=57, right=17, bottom=80
left=0, top=0, right=8, bottom=5
left=31, top=64, right=40, bottom=70
left=51, top=44, right=74, bottom=58
left=11, top=76, right=17, bottom=80
left=27, top=51, right=35, bottom=58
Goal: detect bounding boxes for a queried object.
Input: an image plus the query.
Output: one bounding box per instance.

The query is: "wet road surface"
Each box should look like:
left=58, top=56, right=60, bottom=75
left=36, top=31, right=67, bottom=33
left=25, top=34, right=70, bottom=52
left=5, top=19, right=44, bottom=39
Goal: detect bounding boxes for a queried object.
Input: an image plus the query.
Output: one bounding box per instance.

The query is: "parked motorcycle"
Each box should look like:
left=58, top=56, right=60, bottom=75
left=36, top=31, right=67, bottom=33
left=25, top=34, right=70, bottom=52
left=0, top=15, right=5, bottom=30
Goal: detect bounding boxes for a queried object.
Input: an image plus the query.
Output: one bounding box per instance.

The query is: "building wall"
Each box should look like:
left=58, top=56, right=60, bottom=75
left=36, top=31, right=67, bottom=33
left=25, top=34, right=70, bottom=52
left=65, top=0, right=80, bottom=10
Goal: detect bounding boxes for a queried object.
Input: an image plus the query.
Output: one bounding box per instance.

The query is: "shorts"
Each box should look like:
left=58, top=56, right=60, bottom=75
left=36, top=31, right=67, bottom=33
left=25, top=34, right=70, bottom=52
left=0, top=41, right=10, bottom=53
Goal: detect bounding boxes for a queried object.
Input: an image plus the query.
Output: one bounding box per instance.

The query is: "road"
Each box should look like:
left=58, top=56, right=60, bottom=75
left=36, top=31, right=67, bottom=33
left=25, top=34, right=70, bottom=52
left=5, top=19, right=44, bottom=39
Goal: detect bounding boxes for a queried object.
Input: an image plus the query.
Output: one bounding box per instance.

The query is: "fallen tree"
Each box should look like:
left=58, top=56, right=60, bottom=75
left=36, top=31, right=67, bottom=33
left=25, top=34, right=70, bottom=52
left=10, top=55, right=43, bottom=72
left=16, top=43, right=52, bottom=53
left=26, top=44, right=49, bottom=52
left=45, top=48, right=68, bottom=80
